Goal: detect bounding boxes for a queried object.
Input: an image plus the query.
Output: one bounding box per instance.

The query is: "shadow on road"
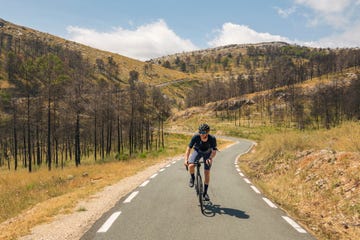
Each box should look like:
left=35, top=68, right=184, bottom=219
left=202, top=202, right=250, bottom=219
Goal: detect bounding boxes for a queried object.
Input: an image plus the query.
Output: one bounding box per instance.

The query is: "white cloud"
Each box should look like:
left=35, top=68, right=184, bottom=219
left=207, top=23, right=291, bottom=47
left=294, top=0, right=358, bottom=28
left=291, top=0, right=360, bottom=46
left=208, top=21, right=360, bottom=49
left=295, top=0, right=351, bottom=13
left=302, top=21, right=360, bottom=48
left=67, top=19, right=198, bottom=61
left=275, top=6, right=297, bottom=18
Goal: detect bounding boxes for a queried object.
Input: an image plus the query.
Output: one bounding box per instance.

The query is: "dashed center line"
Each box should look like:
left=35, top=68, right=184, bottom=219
left=97, top=160, right=180, bottom=235
left=262, top=197, right=278, bottom=208
left=250, top=185, right=261, bottom=194
left=140, top=180, right=150, bottom=187
left=244, top=178, right=251, bottom=184
left=150, top=173, right=158, bottom=179
left=235, top=154, right=309, bottom=236
left=97, top=211, right=121, bottom=233
left=123, top=191, right=139, bottom=203
left=282, top=216, right=307, bottom=233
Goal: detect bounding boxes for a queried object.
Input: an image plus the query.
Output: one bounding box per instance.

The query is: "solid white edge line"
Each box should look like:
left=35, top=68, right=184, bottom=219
left=97, top=211, right=121, bottom=233
left=140, top=180, right=150, bottom=187
left=123, top=191, right=139, bottom=203
left=282, top=216, right=307, bottom=233
left=262, top=197, right=278, bottom=208
left=250, top=185, right=261, bottom=194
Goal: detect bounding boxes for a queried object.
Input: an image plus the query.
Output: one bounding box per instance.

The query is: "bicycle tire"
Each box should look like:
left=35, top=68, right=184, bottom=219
left=197, top=173, right=204, bottom=213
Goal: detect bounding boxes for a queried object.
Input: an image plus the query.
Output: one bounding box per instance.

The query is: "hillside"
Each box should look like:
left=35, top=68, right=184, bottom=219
left=150, top=41, right=289, bottom=80
left=0, top=18, right=188, bottom=88
left=0, top=18, right=196, bottom=176
left=1, top=18, right=360, bottom=113
left=150, top=41, right=360, bottom=116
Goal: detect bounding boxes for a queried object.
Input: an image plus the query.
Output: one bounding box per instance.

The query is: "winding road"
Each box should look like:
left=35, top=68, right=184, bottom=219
left=81, top=139, right=316, bottom=240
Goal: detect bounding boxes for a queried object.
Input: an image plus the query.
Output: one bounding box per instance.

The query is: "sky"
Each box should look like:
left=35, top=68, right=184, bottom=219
left=1, top=0, right=360, bottom=61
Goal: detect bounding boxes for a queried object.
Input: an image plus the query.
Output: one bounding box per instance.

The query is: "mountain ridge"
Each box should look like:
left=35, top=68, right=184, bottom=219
left=0, top=17, right=189, bottom=87
left=149, top=41, right=291, bottom=62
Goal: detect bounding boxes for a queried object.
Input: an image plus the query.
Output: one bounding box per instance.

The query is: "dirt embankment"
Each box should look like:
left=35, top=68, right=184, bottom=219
left=241, top=148, right=360, bottom=240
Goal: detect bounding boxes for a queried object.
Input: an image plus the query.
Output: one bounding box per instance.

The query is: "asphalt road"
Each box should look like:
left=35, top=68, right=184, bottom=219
left=81, top=139, right=316, bottom=240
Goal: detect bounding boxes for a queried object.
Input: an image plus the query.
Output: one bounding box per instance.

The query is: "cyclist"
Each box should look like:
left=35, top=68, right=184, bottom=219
left=184, top=123, right=217, bottom=201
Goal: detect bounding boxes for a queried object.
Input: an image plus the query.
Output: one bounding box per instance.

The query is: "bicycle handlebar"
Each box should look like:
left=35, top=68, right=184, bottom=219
left=185, top=159, right=209, bottom=171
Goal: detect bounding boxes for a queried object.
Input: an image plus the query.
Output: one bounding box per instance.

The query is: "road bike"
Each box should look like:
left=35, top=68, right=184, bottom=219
left=187, top=159, right=207, bottom=213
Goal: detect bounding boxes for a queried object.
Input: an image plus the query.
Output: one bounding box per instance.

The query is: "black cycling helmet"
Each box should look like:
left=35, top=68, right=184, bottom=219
left=198, top=123, right=210, bottom=133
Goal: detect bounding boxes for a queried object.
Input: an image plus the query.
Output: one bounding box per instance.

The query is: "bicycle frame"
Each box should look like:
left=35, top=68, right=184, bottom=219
left=186, top=159, right=207, bottom=213
left=194, top=159, right=204, bottom=213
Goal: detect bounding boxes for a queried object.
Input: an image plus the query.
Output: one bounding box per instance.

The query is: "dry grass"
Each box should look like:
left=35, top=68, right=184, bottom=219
left=0, top=133, right=186, bottom=239
left=0, top=160, right=144, bottom=219
left=0, top=160, right=161, bottom=240
left=0, top=133, right=229, bottom=239
left=239, top=121, right=360, bottom=240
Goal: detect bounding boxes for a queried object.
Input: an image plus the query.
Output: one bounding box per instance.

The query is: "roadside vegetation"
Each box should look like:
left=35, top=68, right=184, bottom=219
left=0, top=131, right=229, bottom=239
left=0, top=133, right=188, bottom=239
left=238, top=121, right=360, bottom=240
left=0, top=19, right=189, bottom=174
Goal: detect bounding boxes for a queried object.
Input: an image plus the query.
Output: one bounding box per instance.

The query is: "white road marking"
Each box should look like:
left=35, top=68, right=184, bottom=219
left=250, top=185, right=261, bottom=194
left=244, top=178, right=251, bottom=184
left=123, top=191, right=139, bottom=203
left=225, top=142, right=238, bottom=149
left=282, top=216, right=307, bottom=233
left=150, top=173, right=158, bottom=179
left=239, top=172, right=244, bottom=177
left=159, top=168, right=165, bottom=172
left=97, top=211, right=121, bottom=233
left=166, top=164, right=171, bottom=168
left=262, top=197, right=278, bottom=208
left=140, top=180, right=150, bottom=187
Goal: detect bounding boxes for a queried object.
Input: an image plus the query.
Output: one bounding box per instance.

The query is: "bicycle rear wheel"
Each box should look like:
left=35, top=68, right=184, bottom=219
left=196, top=173, right=204, bottom=213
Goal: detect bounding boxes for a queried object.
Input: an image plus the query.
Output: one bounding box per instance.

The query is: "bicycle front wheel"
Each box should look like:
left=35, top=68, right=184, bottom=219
left=196, top=174, right=204, bottom=212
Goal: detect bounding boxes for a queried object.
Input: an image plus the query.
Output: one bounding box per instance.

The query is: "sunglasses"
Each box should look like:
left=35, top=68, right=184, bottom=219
left=199, top=131, right=208, bottom=135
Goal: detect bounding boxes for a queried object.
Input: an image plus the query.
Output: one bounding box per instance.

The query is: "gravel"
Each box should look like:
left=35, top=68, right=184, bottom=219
left=20, top=156, right=182, bottom=240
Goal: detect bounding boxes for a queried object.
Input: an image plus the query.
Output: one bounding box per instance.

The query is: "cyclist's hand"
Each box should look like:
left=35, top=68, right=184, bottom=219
left=184, top=160, right=189, bottom=171
left=206, top=158, right=212, bottom=166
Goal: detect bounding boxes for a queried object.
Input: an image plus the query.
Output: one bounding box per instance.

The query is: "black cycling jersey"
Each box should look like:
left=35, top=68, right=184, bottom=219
left=188, top=134, right=217, bottom=153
